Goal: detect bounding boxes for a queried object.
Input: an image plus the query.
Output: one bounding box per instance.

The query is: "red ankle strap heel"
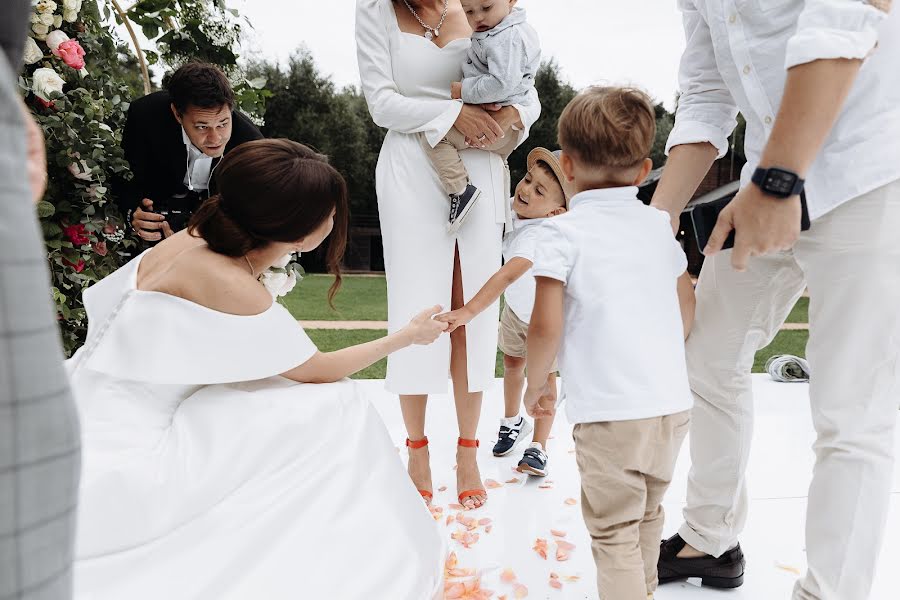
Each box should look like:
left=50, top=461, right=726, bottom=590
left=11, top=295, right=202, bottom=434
left=457, top=438, right=486, bottom=509
left=405, top=437, right=432, bottom=504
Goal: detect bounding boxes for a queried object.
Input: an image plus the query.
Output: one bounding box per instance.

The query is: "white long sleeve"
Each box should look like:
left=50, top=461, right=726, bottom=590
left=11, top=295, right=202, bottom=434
left=355, top=0, right=463, bottom=147
left=785, top=0, right=891, bottom=69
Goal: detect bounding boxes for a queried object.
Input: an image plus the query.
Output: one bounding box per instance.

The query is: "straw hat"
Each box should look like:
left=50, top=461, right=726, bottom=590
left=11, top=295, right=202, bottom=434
left=526, top=147, right=575, bottom=209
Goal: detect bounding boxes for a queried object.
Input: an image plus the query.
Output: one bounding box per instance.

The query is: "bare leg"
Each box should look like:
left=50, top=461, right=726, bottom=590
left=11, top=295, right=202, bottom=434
left=400, top=394, right=432, bottom=499
left=531, top=372, right=557, bottom=448
left=502, top=354, right=526, bottom=419
left=450, top=246, right=487, bottom=509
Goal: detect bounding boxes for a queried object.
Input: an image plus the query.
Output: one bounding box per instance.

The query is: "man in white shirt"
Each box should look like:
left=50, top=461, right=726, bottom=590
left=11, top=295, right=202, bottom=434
left=651, top=2, right=900, bottom=598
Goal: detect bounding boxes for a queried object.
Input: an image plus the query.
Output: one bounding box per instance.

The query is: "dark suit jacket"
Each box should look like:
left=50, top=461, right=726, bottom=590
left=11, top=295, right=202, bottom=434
left=115, top=90, right=263, bottom=214
left=0, top=0, right=29, bottom=68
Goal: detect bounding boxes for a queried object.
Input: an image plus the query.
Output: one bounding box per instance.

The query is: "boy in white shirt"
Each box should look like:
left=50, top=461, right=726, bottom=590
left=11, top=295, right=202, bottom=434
left=524, top=86, right=696, bottom=600
left=436, top=147, right=572, bottom=476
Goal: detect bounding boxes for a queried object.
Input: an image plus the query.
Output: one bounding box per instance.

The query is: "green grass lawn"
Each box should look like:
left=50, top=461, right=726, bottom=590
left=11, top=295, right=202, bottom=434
left=306, top=329, right=809, bottom=380
left=288, top=275, right=810, bottom=325
left=282, top=275, right=387, bottom=321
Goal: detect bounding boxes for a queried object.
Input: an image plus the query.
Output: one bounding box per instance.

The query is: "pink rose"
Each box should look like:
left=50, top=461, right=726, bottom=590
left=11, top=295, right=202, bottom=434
left=92, top=240, right=108, bottom=256
left=54, top=39, right=85, bottom=70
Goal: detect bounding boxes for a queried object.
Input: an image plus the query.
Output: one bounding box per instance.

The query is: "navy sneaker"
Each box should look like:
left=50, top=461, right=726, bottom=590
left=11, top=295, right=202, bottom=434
left=447, top=183, right=481, bottom=234
left=492, top=416, right=532, bottom=457
left=517, top=443, right=548, bottom=477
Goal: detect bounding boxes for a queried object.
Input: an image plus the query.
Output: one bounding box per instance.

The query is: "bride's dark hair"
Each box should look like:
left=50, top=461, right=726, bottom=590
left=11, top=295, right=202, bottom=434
left=189, top=139, right=348, bottom=301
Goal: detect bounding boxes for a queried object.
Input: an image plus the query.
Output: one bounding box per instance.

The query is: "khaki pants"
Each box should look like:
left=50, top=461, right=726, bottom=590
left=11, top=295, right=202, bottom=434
left=681, top=179, right=900, bottom=600
left=497, top=305, right=558, bottom=372
left=574, top=412, right=690, bottom=600
left=422, top=126, right=519, bottom=196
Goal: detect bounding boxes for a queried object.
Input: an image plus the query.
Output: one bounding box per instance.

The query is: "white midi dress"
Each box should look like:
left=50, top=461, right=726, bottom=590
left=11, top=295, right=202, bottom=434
left=356, top=0, right=540, bottom=394
left=67, top=252, right=445, bottom=600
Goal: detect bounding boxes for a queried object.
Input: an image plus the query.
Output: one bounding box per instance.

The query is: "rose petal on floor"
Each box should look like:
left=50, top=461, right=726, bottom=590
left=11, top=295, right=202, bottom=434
left=439, top=485, right=448, bottom=492
left=549, top=579, right=563, bottom=590
left=550, top=529, right=566, bottom=538
left=562, top=575, right=581, bottom=583
left=485, top=525, right=493, bottom=533
left=538, top=484, right=553, bottom=489
left=478, top=518, right=492, bottom=526
left=500, top=568, right=517, bottom=583
left=556, top=540, right=576, bottom=551
left=564, top=498, right=577, bottom=506
left=513, top=582, right=528, bottom=598
left=775, top=562, right=802, bottom=575
left=484, top=479, right=504, bottom=489
left=505, top=477, right=521, bottom=484
left=533, top=537, right=548, bottom=560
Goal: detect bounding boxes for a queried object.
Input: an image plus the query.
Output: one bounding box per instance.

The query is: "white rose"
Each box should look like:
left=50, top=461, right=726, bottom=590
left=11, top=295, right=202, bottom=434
left=39, top=13, right=55, bottom=26
left=32, top=23, right=50, bottom=38
left=271, top=253, right=294, bottom=269
left=53, top=14, right=62, bottom=27
left=30, top=13, right=42, bottom=24
left=35, top=0, right=58, bottom=14
left=32, top=67, right=65, bottom=101
left=260, top=272, right=288, bottom=298
left=63, top=0, right=82, bottom=10
left=22, top=37, right=44, bottom=65
left=278, top=271, right=298, bottom=297
left=63, top=9, right=78, bottom=22
left=67, top=160, right=92, bottom=181
left=45, top=30, right=69, bottom=51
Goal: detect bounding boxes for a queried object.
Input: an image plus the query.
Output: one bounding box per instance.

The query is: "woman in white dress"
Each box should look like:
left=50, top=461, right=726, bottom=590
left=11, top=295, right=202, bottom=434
left=69, top=140, right=447, bottom=600
left=356, top=0, right=540, bottom=509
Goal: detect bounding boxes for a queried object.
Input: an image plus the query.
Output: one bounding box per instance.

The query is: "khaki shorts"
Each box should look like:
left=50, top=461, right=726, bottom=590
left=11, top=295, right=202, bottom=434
left=498, top=305, right=558, bottom=372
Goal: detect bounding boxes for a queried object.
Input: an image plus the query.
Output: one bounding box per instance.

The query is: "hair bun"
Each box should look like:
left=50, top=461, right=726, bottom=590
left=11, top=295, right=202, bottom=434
left=187, top=195, right=259, bottom=257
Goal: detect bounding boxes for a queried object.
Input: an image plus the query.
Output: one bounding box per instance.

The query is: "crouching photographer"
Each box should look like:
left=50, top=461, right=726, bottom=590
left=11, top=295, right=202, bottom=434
left=116, top=62, right=263, bottom=244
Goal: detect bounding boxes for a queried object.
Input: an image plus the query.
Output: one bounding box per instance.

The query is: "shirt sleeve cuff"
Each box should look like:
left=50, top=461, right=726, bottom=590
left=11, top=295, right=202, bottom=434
left=531, top=267, right=568, bottom=283
left=665, top=119, right=731, bottom=158
left=785, top=2, right=886, bottom=69
left=423, top=100, right=465, bottom=148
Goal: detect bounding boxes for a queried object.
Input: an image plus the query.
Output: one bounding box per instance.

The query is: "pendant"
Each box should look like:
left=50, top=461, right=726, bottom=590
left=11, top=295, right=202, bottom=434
left=424, top=30, right=434, bottom=41
left=433, top=28, right=440, bottom=37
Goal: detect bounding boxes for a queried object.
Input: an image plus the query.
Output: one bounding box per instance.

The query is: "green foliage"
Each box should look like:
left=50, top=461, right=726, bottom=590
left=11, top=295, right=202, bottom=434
left=248, top=51, right=385, bottom=215
left=22, top=1, right=259, bottom=355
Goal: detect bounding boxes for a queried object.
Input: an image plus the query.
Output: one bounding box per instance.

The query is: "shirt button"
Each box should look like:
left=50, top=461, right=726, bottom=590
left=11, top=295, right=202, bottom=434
left=764, top=116, right=773, bottom=125
left=729, top=14, right=737, bottom=23
left=743, top=64, right=752, bottom=75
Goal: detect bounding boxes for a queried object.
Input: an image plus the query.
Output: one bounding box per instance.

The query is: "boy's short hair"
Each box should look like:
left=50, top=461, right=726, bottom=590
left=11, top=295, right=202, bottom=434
left=558, top=86, right=656, bottom=170
left=167, top=62, right=236, bottom=114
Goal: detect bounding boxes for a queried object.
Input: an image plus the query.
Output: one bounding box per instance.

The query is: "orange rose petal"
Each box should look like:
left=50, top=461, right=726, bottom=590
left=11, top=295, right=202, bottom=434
left=500, top=568, right=517, bottom=583
left=564, top=498, right=577, bottom=506
left=549, top=572, right=559, bottom=579
left=550, top=529, right=567, bottom=537
left=549, top=579, right=563, bottom=590
left=505, top=477, right=521, bottom=484
left=513, top=582, right=529, bottom=598
left=484, top=479, right=504, bottom=489
left=532, top=537, right=549, bottom=560
left=446, top=515, right=454, bottom=526
left=556, top=549, right=569, bottom=562
left=478, top=518, right=492, bottom=526
left=556, top=540, right=576, bottom=551
left=563, top=575, right=581, bottom=583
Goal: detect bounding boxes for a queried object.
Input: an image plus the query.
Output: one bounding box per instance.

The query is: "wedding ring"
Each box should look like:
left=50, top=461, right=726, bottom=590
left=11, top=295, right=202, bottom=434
left=477, top=133, right=487, bottom=141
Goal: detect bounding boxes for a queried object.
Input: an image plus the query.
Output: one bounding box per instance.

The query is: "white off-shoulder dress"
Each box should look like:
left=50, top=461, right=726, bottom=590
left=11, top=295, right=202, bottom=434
left=356, top=0, right=540, bottom=394
left=67, top=252, right=444, bottom=600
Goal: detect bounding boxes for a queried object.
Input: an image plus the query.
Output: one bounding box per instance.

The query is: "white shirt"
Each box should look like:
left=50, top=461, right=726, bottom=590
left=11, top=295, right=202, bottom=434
left=667, top=0, right=900, bottom=220
left=532, top=187, right=693, bottom=424
left=182, top=128, right=213, bottom=192
left=501, top=207, right=548, bottom=324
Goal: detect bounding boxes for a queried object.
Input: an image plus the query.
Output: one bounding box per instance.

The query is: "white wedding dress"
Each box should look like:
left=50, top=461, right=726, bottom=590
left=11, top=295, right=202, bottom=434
left=67, top=252, right=444, bottom=600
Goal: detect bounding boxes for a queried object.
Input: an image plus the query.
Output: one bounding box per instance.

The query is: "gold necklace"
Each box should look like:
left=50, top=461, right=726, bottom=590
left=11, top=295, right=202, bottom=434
left=402, top=0, right=448, bottom=41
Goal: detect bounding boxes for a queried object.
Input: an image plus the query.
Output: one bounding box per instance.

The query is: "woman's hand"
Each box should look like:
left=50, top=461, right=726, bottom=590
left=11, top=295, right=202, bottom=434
left=403, top=305, right=449, bottom=346
left=454, top=105, right=503, bottom=149
left=483, top=104, right=523, bottom=131
left=434, top=306, right=474, bottom=334
left=20, top=98, right=47, bottom=204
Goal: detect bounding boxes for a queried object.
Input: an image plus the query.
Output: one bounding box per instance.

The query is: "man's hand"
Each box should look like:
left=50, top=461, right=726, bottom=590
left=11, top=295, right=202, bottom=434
left=451, top=81, right=463, bottom=100
left=434, top=307, right=474, bottom=334
left=524, top=384, right=555, bottom=418
left=132, top=198, right=167, bottom=242
left=704, top=185, right=802, bottom=271
left=20, top=99, right=48, bottom=204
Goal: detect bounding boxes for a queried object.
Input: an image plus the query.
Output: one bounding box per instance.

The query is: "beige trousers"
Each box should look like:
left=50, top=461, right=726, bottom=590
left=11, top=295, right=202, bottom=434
left=574, top=412, right=690, bottom=600
left=422, top=126, right=519, bottom=196
left=680, top=179, right=900, bottom=600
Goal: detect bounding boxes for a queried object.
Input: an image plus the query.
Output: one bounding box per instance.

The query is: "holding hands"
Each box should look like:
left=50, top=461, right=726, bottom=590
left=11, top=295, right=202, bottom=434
left=433, top=307, right=475, bottom=334
left=403, top=305, right=451, bottom=345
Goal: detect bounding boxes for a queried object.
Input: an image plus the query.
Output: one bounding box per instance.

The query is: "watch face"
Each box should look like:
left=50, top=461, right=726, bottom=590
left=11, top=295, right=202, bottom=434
left=764, top=169, right=798, bottom=196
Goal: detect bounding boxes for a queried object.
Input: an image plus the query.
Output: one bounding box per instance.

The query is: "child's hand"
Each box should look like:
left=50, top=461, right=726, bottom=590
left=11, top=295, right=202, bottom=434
left=451, top=82, right=463, bottom=100
left=524, top=385, right=555, bottom=418
left=434, top=307, right=473, bottom=334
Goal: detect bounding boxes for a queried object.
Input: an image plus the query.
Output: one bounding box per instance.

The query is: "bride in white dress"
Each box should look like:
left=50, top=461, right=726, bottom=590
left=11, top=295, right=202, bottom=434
left=69, top=140, right=447, bottom=600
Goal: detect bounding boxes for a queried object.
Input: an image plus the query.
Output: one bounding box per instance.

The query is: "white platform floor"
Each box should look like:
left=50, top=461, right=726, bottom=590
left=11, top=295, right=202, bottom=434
left=361, top=375, right=900, bottom=600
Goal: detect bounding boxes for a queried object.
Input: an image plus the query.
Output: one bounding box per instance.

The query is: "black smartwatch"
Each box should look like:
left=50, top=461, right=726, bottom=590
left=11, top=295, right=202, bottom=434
left=751, top=166, right=805, bottom=199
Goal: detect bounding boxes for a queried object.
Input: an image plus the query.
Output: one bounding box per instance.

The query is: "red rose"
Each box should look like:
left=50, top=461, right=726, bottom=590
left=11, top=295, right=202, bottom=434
left=92, top=240, right=108, bottom=256
left=63, top=258, right=86, bottom=273
left=35, top=96, right=55, bottom=110
left=63, top=223, right=90, bottom=246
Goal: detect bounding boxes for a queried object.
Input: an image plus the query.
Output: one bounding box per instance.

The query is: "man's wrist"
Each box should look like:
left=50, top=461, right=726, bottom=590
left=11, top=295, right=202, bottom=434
left=750, top=166, right=805, bottom=199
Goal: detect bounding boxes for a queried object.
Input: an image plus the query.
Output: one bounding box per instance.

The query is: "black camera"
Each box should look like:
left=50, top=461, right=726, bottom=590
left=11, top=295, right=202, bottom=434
left=141, top=191, right=204, bottom=245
